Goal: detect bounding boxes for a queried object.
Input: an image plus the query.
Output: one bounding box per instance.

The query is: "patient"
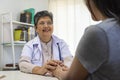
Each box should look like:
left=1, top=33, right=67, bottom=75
left=52, top=0, right=120, bottom=80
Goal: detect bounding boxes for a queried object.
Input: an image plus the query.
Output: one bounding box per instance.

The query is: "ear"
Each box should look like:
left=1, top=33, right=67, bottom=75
left=34, top=26, right=37, bottom=31
left=36, top=29, right=38, bottom=33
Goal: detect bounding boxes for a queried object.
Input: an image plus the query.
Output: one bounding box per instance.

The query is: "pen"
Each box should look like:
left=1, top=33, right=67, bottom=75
left=57, top=43, right=63, bottom=62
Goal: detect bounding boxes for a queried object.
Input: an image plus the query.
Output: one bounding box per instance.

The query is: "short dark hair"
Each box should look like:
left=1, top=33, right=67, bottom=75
left=85, top=0, right=120, bottom=23
left=34, top=10, right=53, bottom=27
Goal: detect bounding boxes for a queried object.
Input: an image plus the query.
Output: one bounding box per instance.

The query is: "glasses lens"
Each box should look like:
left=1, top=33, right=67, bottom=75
left=39, top=21, right=52, bottom=26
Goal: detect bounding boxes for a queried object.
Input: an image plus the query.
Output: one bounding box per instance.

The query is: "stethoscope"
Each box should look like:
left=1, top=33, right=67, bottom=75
left=32, top=44, right=41, bottom=60
left=32, top=43, right=63, bottom=62
left=32, top=44, right=44, bottom=65
left=57, top=43, right=63, bottom=62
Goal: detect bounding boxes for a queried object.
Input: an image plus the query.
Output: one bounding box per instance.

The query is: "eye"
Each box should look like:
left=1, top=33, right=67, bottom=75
left=37, top=21, right=53, bottom=26
left=39, top=22, right=45, bottom=25
left=47, top=22, right=53, bottom=25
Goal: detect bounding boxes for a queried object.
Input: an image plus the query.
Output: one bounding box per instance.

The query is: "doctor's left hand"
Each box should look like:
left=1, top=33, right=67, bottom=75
left=45, top=60, right=63, bottom=71
left=41, top=60, right=63, bottom=75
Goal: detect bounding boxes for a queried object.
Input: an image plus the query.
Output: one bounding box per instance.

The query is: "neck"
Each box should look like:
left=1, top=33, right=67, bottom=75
left=40, top=36, right=52, bottom=43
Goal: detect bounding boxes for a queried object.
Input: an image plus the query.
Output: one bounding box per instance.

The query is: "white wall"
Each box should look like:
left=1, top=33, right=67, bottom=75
left=0, top=0, right=48, bottom=20
left=0, top=0, right=48, bottom=70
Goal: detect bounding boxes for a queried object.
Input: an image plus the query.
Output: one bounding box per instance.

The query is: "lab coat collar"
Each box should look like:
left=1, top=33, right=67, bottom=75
left=52, top=35, right=63, bottom=60
left=52, top=35, right=62, bottom=46
left=32, top=35, right=62, bottom=52
left=31, top=35, right=63, bottom=60
left=33, top=35, right=60, bottom=44
left=32, top=35, right=42, bottom=51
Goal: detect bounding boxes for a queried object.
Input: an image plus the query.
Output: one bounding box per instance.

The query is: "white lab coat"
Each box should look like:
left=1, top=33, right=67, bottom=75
left=19, top=35, right=73, bottom=73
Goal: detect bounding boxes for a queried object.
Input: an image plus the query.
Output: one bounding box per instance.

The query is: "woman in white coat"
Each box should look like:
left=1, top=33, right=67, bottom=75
left=19, top=10, right=73, bottom=75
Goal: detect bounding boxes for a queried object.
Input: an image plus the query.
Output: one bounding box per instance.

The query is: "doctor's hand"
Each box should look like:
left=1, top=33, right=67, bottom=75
left=42, top=60, right=63, bottom=75
left=32, top=60, right=63, bottom=75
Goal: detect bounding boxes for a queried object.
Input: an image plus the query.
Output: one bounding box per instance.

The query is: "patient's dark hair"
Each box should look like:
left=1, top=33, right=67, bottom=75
left=34, top=10, right=53, bottom=28
left=85, top=0, right=120, bottom=23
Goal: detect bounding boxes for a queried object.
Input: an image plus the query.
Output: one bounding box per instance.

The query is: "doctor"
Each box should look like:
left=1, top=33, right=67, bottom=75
left=19, top=10, right=73, bottom=75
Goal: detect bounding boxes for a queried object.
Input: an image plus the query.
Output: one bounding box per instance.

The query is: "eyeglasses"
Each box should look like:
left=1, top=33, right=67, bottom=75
left=38, top=21, right=53, bottom=26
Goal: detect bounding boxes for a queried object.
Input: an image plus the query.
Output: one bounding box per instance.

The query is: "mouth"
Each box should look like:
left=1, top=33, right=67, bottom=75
left=42, top=29, right=50, bottom=32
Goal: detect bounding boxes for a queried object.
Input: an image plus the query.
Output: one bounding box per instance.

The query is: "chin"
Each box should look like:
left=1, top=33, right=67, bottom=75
left=43, top=33, right=51, bottom=37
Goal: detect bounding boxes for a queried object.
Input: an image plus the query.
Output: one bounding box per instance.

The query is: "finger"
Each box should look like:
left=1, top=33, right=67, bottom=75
left=49, top=60, right=63, bottom=64
left=46, top=64, right=56, bottom=70
left=47, top=60, right=63, bottom=66
left=63, top=65, right=68, bottom=68
left=56, top=65, right=63, bottom=70
left=59, top=63, right=65, bottom=66
left=54, top=60, right=63, bottom=63
left=47, top=61, right=58, bottom=66
left=62, top=67, right=69, bottom=71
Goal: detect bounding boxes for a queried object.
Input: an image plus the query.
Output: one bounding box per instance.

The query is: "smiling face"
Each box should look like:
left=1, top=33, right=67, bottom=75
left=35, top=16, right=53, bottom=43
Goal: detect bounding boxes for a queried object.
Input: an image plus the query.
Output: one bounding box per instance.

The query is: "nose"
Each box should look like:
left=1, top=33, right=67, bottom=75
left=44, top=22, right=48, bottom=27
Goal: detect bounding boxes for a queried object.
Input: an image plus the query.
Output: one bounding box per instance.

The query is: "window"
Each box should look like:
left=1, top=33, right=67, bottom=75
left=48, top=0, right=98, bottom=56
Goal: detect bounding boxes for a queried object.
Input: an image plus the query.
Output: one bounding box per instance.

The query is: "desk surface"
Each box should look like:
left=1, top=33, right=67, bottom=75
left=0, top=71, right=58, bottom=80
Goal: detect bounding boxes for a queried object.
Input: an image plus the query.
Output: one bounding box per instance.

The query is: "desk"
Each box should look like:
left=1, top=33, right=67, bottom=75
left=0, top=71, right=58, bottom=80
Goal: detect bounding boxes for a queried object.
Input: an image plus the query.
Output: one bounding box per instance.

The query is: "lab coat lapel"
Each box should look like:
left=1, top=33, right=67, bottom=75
left=33, top=36, right=42, bottom=52
left=33, top=36, right=43, bottom=65
left=52, top=35, right=60, bottom=60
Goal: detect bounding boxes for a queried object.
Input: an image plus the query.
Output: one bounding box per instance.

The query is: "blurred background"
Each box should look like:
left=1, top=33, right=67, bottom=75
left=0, top=0, right=98, bottom=70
